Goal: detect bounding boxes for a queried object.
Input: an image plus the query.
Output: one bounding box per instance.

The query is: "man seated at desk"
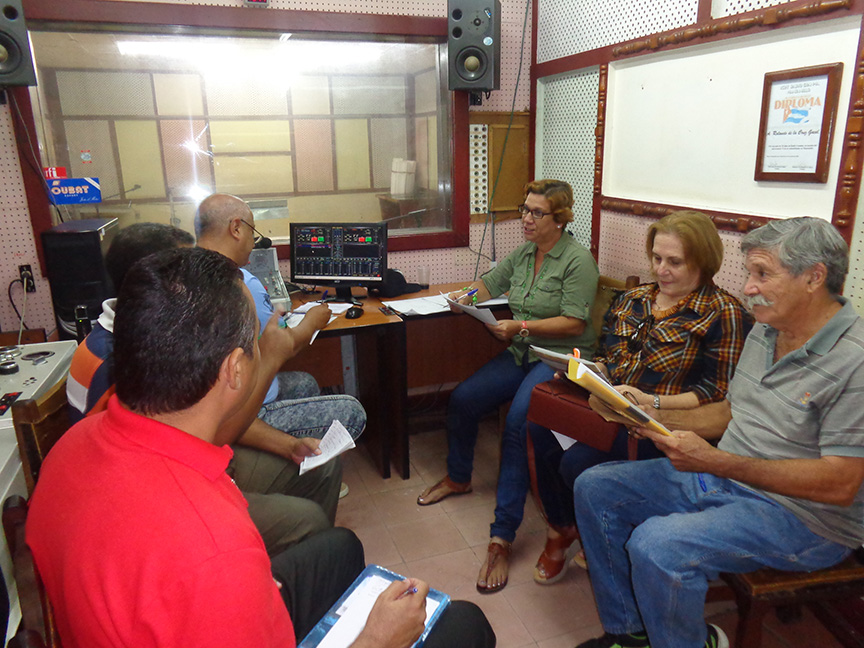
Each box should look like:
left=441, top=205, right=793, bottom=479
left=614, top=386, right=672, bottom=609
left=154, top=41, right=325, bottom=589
left=28, top=247, right=496, bottom=648
left=195, top=193, right=366, bottom=445
left=67, top=222, right=343, bottom=554
left=574, top=216, right=864, bottom=648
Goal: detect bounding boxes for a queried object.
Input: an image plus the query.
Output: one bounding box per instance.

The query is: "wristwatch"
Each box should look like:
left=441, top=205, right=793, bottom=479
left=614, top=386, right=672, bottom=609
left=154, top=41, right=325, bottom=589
left=518, top=320, right=530, bottom=338
left=653, top=394, right=661, bottom=409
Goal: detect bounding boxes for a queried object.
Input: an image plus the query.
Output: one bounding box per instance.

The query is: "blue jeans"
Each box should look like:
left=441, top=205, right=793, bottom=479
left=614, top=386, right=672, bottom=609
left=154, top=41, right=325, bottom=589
left=258, top=372, right=367, bottom=440
left=574, top=459, right=851, bottom=648
left=446, top=350, right=554, bottom=543
left=530, top=426, right=663, bottom=529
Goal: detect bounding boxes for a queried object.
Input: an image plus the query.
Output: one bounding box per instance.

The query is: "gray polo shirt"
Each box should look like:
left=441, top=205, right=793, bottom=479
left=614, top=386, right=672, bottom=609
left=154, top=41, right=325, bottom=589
left=719, top=299, right=864, bottom=547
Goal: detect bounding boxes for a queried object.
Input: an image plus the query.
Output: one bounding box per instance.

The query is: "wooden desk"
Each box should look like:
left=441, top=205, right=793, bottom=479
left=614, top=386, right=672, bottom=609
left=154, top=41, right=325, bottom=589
left=391, top=282, right=511, bottom=390
left=281, top=285, right=509, bottom=480
left=281, top=292, right=406, bottom=479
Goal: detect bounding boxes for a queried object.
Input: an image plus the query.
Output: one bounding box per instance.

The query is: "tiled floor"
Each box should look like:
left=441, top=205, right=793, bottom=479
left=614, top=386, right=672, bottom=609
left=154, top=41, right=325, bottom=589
left=335, top=411, right=844, bottom=648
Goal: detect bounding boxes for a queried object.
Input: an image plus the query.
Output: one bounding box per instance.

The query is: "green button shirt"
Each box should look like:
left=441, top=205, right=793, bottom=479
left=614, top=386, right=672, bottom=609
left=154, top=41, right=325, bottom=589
left=482, top=233, right=599, bottom=365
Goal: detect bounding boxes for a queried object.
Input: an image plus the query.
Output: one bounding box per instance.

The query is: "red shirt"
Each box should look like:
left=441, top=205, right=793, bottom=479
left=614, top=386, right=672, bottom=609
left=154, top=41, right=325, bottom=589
left=27, top=396, right=295, bottom=648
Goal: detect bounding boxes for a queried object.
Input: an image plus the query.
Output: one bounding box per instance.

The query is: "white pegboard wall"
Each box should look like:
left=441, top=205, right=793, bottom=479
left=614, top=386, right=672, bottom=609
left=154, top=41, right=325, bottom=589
left=469, top=124, right=489, bottom=216
left=472, top=0, right=533, bottom=113
left=845, top=197, right=864, bottom=316
left=537, top=0, right=699, bottom=64
left=536, top=68, right=599, bottom=250
left=714, top=0, right=793, bottom=18
left=598, top=211, right=749, bottom=301
left=0, top=102, right=57, bottom=335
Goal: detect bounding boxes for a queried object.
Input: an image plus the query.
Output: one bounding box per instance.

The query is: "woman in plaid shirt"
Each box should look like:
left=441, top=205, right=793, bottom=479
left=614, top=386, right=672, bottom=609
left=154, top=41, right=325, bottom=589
left=530, top=210, right=753, bottom=585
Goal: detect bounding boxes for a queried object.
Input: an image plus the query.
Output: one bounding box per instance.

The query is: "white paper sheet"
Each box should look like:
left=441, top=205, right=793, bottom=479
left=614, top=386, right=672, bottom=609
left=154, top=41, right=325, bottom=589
left=299, top=420, right=356, bottom=475
left=293, top=302, right=352, bottom=315
left=551, top=430, right=579, bottom=451
left=441, top=293, right=499, bottom=325
left=282, top=312, right=337, bottom=344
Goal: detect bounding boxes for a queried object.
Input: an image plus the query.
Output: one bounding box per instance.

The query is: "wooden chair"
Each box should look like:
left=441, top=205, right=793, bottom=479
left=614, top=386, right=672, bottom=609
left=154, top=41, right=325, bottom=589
left=12, top=377, right=70, bottom=496
left=3, top=496, right=60, bottom=648
left=589, top=275, right=640, bottom=341
left=5, top=378, right=70, bottom=645
left=714, top=549, right=864, bottom=648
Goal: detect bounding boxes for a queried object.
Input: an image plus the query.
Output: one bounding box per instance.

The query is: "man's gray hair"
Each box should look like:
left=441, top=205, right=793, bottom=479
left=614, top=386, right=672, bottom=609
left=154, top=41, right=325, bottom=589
left=741, top=217, right=848, bottom=296
left=194, top=194, right=244, bottom=240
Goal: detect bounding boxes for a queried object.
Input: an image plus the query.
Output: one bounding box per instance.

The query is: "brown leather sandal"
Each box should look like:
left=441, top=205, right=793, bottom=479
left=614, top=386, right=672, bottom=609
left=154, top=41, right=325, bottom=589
left=476, top=540, right=511, bottom=594
left=534, top=527, right=580, bottom=585
left=417, top=476, right=472, bottom=506
left=571, top=548, right=588, bottom=570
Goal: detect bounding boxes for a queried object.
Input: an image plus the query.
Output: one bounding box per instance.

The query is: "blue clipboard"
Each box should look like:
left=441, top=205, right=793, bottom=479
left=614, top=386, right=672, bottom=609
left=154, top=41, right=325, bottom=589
left=298, top=564, right=451, bottom=648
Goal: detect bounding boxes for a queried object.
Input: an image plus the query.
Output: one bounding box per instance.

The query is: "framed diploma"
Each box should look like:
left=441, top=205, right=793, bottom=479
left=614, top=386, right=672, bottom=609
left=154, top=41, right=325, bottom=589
left=754, top=63, right=843, bottom=183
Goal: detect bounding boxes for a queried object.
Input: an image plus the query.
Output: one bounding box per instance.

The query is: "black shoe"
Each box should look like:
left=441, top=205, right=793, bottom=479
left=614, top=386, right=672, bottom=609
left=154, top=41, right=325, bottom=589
left=575, top=632, right=650, bottom=648
left=705, top=624, right=729, bottom=648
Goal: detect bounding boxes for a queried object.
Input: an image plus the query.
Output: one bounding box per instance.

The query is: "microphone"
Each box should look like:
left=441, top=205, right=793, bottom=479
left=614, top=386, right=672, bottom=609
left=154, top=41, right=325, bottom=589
left=254, top=236, right=272, bottom=249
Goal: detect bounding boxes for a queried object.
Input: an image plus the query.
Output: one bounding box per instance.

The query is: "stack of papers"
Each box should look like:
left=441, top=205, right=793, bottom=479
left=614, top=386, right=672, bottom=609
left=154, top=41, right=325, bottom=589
left=383, top=294, right=508, bottom=318
left=567, top=360, right=672, bottom=436
left=383, top=295, right=450, bottom=316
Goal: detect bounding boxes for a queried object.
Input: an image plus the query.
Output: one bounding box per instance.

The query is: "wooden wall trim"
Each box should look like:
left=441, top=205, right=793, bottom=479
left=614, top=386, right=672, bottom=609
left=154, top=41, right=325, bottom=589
left=23, top=0, right=446, bottom=36
left=696, top=0, right=713, bottom=24
left=528, top=0, right=539, bottom=177
left=611, top=0, right=854, bottom=58
left=600, top=197, right=772, bottom=233
left=590, top=64, right=608, bottom=260
left=533, top=0, right=861, bottom=79
left=833, top=13, right=864, bottom=243
left=8, top=87, right=53, bottom=274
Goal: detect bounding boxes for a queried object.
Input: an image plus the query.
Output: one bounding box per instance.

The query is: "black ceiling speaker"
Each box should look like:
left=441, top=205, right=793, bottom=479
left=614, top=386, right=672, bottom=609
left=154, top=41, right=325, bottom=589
left=0, top=0, right=36, bottom=87
left=448, top=0, right=500, bottom=92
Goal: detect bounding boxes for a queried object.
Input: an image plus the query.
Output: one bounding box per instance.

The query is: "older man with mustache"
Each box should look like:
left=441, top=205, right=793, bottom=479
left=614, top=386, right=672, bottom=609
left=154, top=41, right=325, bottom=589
left=573, top=217, right=864, bottom=648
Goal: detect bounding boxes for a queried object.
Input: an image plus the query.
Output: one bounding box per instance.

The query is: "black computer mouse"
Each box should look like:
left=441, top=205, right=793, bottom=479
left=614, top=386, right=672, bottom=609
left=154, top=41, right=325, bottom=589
left=346, top=306, right=364, bottom=319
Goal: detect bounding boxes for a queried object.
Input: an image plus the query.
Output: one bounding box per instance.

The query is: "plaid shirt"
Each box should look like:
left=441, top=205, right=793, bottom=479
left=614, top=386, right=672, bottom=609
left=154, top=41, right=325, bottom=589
left=595, top=282, right=753, bottom=404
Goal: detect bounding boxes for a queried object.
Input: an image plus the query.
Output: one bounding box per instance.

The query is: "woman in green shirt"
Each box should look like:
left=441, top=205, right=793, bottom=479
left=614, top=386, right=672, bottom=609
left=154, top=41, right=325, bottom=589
left=416, top=179, right=599, bottom=593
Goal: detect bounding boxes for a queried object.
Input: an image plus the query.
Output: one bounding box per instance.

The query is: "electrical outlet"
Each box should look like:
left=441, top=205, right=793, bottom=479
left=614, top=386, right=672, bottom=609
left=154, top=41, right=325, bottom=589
left=18, top=265, right=36, bottom=293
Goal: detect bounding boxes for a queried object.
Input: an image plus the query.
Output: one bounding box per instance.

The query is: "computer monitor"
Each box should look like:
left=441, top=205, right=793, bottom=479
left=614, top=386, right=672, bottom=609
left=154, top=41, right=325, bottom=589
left=289, top=222, right=388, bottom=305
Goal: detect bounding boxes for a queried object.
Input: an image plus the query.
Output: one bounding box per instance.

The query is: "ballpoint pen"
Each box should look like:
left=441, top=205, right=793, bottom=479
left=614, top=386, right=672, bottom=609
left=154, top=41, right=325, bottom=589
left=397, top=586, right=419, bottom=600
left=321, top=290, right=329, bottom=302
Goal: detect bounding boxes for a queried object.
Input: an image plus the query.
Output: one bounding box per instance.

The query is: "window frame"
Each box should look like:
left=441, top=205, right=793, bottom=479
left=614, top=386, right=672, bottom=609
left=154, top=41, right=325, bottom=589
left=18, top=0, right=469, bottom=269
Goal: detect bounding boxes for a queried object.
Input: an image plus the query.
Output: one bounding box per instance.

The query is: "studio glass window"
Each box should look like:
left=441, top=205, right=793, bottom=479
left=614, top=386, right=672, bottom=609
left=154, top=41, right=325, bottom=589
left=26, top=27, right=457, bottom=247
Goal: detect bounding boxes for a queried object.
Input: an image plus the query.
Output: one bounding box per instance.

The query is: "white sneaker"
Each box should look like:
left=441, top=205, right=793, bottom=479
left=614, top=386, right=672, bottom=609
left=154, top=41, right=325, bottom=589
left=339, top=482, right=349, bottom=499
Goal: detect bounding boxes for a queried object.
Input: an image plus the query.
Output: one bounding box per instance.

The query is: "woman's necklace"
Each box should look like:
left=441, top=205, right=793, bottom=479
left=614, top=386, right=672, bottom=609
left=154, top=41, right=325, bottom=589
left=651, top=292, right=691, bottom=319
